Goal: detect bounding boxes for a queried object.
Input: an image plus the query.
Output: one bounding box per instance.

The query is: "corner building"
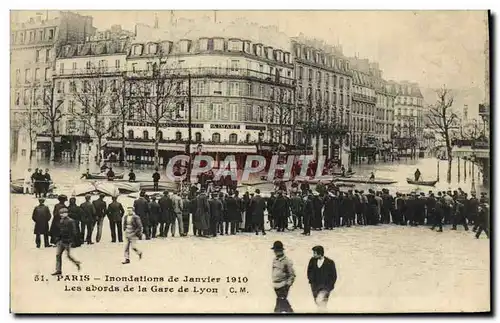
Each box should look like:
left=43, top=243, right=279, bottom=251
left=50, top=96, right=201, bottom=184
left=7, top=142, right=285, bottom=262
left=110, top=37, right=295, bottom=166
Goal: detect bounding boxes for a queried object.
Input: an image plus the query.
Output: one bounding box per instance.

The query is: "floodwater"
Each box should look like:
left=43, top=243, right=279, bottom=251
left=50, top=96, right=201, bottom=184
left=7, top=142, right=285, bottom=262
left=10, top=157, right=487, bottom=196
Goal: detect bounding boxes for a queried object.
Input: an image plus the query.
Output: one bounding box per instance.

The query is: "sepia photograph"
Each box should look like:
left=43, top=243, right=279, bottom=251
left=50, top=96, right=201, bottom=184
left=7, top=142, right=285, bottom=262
left=9, top=9, right=491, bottom=314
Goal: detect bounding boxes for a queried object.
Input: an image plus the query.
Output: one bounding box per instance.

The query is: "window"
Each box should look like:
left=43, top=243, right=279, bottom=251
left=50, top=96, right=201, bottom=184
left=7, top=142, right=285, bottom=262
left=207, top=39, right=214, bottom=51
left=98, top=60, right=107, bottom=71
left=24, top=69, right=31, bottom=83
left=56, top=81, right=62, bottom=93
left=195, top=132, right=202, bottom=142
left=34, top=68, right=40, bottom=82
left=15, top=92, right=20, bottom=105
left=143, top=130, right=149, bottom=140
left=146, top=62, right=153, bottom=71
left=70, top=81, right=76, bottom=93
left=72, top=62, right=77, bottom=71
left=15, top=69, right=20, bottom=83
left=214, top=39, right=224, bottom=51
left=212, top=103, right=222, bottom=120
left=132, top=63, right=138, bottom=73
left=333, top=75, right=337, bottom=88
left=308, top=69, right=313, bottom=82
left=38, top=30, right=43, bottom=41
left=157, top=131, right=163, bottom=141
left=246, top=133, right=251, bottom=143
left=114, top=59, right=121, bottom=70
left=229, top=133, right=238, bottom=144
left=175, top=131, right=182, bottom=141
left=230, top=60, right=239, bottom=72
left=133, top=45, right=142, bottom=56
left=212, top=133, right=221, bottom=143
left=110, top=101, right=116, bottom=114
left=86, top=61, right=91, bottom=70
left=229, top=41, right=241, bottom=51
left=229, top=83, right=240, bottom=96
left=128, top=130, right=134, bottom=139
left=197, top=81, right=205, bottom=95
left=23, top=89, right=30, bottom=105
left=48, top=29, right=54, bottom=40
left=247, top=83, right=253, bottom=97
left=35, top=50, right=40, bottom=63
left=68, top=100, right=75, bottom=113
left=230, top=104, right=238, bottom=121
left=45, top=49, right=50, bottom=62
left=297, top=66, right=303, bottom=80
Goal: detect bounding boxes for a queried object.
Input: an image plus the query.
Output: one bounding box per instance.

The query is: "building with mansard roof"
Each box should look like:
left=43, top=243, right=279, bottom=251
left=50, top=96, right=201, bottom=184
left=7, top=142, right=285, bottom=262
left=10, top=11, right=95, bottom=161
left=53, top=35, right=295, bottom=166
left=290, top=36, right=353, bottom=166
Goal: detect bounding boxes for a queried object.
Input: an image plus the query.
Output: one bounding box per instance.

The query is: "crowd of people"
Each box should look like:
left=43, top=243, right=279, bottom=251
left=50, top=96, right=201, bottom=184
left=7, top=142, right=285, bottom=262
left=22, top=167, right=52, bottom=197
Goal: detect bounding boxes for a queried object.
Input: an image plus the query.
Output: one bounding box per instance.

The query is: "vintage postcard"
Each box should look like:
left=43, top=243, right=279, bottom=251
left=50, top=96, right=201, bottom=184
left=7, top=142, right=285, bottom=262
left=10, top=10, right=490, bottom=314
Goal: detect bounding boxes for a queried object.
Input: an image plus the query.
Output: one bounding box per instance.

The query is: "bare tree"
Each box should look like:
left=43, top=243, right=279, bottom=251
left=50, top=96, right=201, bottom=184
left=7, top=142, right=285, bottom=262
left=39, top=85, right=63, bottom=161
left=128, top=55, right=179, bottom=169
left=70, top=67, right=115, bottom=164
left=15, top=109, right=44, bottom=161
left=426, top=86, right=459, bottom=182
left=110, top=77, right=130, bottom=165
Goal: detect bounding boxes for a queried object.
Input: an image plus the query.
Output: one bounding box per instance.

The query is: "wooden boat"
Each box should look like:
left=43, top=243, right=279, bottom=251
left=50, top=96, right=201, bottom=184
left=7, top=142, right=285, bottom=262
left=406, top=178, right=438, bottom=187
left=337, top=177, right=398, bottom=185
left=84, top=172, right=125, bottom=180
left=139, top=182, right=178, bottom=192
left=332, top=171, right=356, bottom=176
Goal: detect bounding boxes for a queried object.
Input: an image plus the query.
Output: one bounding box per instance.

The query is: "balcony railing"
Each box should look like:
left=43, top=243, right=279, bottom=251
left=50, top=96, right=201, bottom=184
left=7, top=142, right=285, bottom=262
left=353, top=92, right=377, bottom=104
left=126, top=67, right=295, bottom=86
left=106, top=136, right=261, bottom=146
left=54, top=67, right=125, bottom=77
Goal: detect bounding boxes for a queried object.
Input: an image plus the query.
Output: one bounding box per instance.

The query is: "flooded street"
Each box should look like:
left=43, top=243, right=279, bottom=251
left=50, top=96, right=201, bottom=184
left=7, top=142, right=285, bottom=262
left=10, top=157, right=487, bottom=195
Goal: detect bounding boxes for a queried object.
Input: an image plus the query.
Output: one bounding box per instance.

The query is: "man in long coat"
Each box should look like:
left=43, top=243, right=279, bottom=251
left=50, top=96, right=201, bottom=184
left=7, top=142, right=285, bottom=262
left=251, top=189, right=266, bottom=235
left=194, top=190, right=211, bottom=237
left=158, top=191, right=173, bottom=237
left=148, top=196, right=161, bottom=238
left=92, top=193, right=107, bottom=243
left=50, top=195, right=67, bottom=245
left=225, top=191, right=240, bottom=235
left=80, top=194, right=96, bottom=244
left=107, top=196, right=125, bottom=242
left=67, top=197, right=83, bottom=247
left=209, top=192, right=223, bottom=237
left=32, top=198, right=52, bottom=248
left=273, top=191, right=288, bottom=232
left=133, top=191, right=150, bottom=240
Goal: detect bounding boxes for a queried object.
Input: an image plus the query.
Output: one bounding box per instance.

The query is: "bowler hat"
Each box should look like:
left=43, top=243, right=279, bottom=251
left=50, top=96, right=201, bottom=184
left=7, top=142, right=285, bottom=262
left=271, top=240, right=284, bottom=250
left=312, top=245, right=324, bottom=256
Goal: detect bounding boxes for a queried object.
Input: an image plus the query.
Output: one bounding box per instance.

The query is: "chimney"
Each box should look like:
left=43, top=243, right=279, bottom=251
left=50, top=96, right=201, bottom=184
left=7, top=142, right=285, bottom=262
left=154, top=13, right=159, bottom=29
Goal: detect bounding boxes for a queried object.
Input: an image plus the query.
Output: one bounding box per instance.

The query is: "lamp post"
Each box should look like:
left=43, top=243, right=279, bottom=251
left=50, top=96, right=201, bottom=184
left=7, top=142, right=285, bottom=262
left=436, top=158, right=440, bottom=182
left=471, top=153, right=476, bottom=195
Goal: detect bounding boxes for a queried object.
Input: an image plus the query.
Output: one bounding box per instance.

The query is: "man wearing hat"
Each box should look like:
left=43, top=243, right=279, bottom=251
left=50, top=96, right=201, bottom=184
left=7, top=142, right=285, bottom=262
left=49, top=194, right=68, bottom=245
left=251, top=189, right=266, bottom=235
left=307, top=245, right=337, bottom=312
left=133, top=191, right=150, bottom=240
left=52, top=207, right=81, bottom=276
left=107, top=196, right=125, bottom=242
left=271, top=241, right=295, bottom=313
left=122, top=207, right=143, bottom=264
left=80, top=194, right=96, bottom=244
left=32, top=198, right=52, bottom=248
left=93, top=193, right=107, bottom=243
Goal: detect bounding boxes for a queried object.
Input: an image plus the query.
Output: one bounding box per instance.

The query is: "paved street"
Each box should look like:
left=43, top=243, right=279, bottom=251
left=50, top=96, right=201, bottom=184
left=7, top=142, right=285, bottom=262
left=11, top=192, right=490, bottom=313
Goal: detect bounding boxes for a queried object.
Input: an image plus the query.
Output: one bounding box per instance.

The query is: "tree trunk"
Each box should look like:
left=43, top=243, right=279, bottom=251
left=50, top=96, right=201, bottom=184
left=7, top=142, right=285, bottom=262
left=50, top=135, right=56, bottom=162
left=154, top=138, right=159, bottom=169
left=96, top=136, right=102, bottom=165
left=154, top=124, right=160, bottom=169
left=50, top=123, right=56, bottom=162
left=447, top=157, right=452, bottom=183
left=121, top=121, right=126, bottom=166
left=28, top=128, right=34, bottom=161
left=315, top=134, right=320, bottom=160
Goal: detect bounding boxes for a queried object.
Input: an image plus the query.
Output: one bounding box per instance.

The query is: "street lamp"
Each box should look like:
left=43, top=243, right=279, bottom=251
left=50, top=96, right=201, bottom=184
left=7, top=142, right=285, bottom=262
left=471, top=153, right=476, bottom=195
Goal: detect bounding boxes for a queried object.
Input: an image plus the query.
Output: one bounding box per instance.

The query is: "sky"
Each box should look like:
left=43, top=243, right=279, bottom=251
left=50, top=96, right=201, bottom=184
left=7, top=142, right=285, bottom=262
left=14, top=10, right=489, bottom=101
